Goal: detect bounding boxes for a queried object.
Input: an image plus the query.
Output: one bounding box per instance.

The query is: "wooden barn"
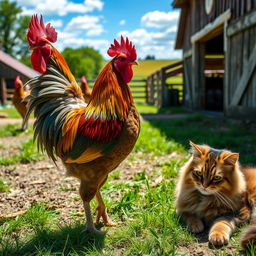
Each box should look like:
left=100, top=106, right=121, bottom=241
left=0, top=50, right=39, bottom=105
left=173, top=0, right=256, bottom=119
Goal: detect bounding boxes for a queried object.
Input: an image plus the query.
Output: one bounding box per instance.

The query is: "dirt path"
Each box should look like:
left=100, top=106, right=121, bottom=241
left=0, top=118, right=35, bottom=126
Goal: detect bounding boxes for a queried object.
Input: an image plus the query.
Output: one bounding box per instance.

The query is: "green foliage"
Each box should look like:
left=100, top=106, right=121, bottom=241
left=62, top=47, right=103, bottom=79
left=0, top=0, right=30, bottom=59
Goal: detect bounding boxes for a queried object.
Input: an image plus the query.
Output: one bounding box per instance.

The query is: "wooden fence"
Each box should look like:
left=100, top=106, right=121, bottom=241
left=146, top=61, right=184, bottom=107
left=80, top=78, right=148, bottom=104
left=2, top=62, right=184, bottom=107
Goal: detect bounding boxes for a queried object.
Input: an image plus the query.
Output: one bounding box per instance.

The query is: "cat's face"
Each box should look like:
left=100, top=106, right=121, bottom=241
left=189, top=141, right=239, bottom=196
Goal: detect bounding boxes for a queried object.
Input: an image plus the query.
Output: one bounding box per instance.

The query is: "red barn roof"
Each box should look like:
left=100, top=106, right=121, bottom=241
left=0, top=50, right=39, bottom=78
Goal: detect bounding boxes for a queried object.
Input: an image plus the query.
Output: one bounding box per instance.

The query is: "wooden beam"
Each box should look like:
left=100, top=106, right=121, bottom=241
left=227, top=9, right=256, bottom=37
left=192, top=42, right=205, bottom=109
left=0, top=78, right=6, bottom=105
left=183, top=48, right=192, bottom=59
left=230, top=43, right=256, bottom=106
left=191, top=9, right=231, bottom=43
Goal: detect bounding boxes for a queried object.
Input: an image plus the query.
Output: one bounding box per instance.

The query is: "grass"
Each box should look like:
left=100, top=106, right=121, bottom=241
left=0, top=106, right=21, bottom=118
left=133, top=59, right=180, bottom=78
left=0, top=178, right=9, bottom=192
left=0, top=138, right=44, bottom=166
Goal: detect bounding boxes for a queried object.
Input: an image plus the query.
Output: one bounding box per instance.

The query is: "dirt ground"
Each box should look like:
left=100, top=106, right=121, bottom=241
left=0, top=123, right=242, bottom=255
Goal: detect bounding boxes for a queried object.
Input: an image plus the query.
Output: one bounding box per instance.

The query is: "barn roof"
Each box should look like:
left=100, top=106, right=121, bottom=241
left=173, top=0, right=189, bottom=8
left=0, top=50, right=39, bottom=78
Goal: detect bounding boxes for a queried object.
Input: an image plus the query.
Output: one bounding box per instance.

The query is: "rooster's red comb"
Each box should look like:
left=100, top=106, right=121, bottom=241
left=27, top=14, right=57, bottom=46
left=107, top=36, right=137, bottom=60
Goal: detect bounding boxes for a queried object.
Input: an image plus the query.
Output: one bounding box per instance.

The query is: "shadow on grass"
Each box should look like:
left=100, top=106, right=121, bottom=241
left=147, top=114, right=256, bottom=165
left=0, top=223, right=106, bottom=256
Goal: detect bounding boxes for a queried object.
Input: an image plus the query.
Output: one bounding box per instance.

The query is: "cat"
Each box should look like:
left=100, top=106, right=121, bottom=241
left=175, top=141, right=256, bottom=249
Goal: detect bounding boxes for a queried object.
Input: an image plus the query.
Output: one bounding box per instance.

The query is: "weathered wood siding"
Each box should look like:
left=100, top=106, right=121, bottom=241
left=182, top=0, right=256, bottom=50
left=225, top=19, right=256, bottom=119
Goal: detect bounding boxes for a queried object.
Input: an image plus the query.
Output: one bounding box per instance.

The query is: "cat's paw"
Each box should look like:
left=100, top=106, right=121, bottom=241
left=188, top=219, right=204, bottom=233
left=209, top=231, right=229, bottom=246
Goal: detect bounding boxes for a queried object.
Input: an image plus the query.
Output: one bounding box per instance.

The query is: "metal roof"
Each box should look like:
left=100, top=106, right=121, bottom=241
left=0, top=50, right=39, bottom=78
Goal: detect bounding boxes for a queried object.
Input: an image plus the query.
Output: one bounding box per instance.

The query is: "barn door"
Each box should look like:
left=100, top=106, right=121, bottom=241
left=225, top=10, right=256, bottom=119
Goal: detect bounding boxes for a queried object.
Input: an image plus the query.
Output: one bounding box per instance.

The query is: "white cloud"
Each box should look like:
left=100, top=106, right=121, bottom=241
left=141, top=10, right=180, bottom=28
left=119, top=20, right=126, bottom=25
left=54, top=31, right=110, bottom=58
left=118, top=27, right=181, bottom=59
left=46, top=19, right=63, bottom=28
left=65, top=15, right=104, bottom=36
left=17, top=0, right=104, bottom=16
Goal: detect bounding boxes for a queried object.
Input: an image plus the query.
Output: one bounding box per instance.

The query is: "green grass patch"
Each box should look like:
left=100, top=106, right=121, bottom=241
left=0, top=178, right=10, bottom=192
left=0, top=107, right=21, bottom=119
left=134, top=121, right=185, bottom=155
left=0, top=138, right=44, bottom=166
left=133, top=59, right=180, bottom=78
left=0, top=124, right=33, bottom=138
left=147, top=115, right=256, bottom=165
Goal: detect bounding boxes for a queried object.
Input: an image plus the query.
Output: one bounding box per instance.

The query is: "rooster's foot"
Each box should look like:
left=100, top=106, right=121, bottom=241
left=96, top=206, right=117, bottom=226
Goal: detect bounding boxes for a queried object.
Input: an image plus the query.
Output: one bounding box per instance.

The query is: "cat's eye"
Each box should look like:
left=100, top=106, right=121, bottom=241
left=193, top=170, right=202, bottom=177
left=213, top=175, right=222, bottom=181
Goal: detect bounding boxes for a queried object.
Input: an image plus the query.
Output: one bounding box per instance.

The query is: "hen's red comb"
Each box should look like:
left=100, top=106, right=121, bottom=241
left=14, top=76, right=21, bottom=89
left=81, top=76, right=87, bottom=83
left=107, top=36, right=137, bottom=60
left=27, top=14, right=57, bottom=46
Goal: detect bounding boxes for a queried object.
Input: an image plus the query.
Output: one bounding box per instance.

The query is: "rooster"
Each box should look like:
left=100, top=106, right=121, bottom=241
left=80, top=75, right=91, bottom=103
left=12, top=76, right=29, bottom=130
left=24, top=15, right=140, bottom=233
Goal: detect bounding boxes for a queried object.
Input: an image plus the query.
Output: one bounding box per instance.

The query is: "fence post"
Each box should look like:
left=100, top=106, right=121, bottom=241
left=0, top=78, right=6, bottom=105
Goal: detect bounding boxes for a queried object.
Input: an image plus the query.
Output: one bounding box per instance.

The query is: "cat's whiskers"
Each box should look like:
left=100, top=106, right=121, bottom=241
left=215, top=191, right=236, bottom=211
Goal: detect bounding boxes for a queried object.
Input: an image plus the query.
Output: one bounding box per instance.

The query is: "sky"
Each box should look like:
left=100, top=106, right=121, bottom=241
left=15, top=0, right=182, bottom=60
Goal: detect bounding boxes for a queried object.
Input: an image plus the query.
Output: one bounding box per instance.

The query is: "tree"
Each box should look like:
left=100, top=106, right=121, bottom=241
left=0, top=0, right=30, bottom=59
left=145, top=55, right=155, bottom=60
left=62, top=47, right=103, bottom=79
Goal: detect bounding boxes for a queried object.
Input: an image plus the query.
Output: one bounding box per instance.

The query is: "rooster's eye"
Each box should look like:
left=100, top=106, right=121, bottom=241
left=118, top=57, right=126, bottom=62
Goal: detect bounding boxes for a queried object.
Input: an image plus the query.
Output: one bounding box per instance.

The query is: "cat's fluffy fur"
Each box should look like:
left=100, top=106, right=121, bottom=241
left=175, top=141, right=256, bottom=249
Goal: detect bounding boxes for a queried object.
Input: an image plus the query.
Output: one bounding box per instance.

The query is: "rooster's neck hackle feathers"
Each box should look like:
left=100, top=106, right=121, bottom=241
left=85, top=62, right=133, bottom=121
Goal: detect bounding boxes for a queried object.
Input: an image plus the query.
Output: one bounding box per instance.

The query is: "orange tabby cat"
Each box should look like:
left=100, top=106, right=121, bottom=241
left=175, top=141, right=256, bottom=249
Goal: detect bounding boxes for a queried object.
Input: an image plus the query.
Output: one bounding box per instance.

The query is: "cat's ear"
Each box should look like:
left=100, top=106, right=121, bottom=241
left=221, top=151, right=239, bottom=165
left=189, top=141, right=206, bottom=158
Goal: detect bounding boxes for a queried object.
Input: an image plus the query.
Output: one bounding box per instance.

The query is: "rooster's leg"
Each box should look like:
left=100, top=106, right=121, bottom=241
left=83, top=201, right=96, bottom=232
left=95, top=191, right=117, bottom=226
left=80, top=180, right=100, bottom=233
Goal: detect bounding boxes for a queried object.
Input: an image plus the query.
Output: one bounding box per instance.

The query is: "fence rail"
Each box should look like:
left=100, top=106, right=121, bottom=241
left=146, top=61, right=184, bottom=107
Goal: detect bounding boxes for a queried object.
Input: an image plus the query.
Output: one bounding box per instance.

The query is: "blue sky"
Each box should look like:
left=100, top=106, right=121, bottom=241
left=16, top=0, right=181, bottom=59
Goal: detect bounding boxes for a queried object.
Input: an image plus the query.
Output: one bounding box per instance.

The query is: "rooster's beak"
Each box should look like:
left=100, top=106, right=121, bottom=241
left=130, top=61, right=138, bottom=65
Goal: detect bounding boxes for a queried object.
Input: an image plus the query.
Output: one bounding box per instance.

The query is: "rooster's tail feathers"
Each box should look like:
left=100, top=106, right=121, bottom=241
left=23, top=60, right=86, bottom=162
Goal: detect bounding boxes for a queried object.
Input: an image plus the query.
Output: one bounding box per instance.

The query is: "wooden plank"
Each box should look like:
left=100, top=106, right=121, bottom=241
left=0, top=78, right=6, bottom=105
left=191, top=9, right=231, bottom=43
left=227, top=9, right=256, bottom=37
left=183, top=48, right=192, bottom=59
left=230, top=43, right=256, bottom=106
left=192, top=42, right=205, bottom=109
